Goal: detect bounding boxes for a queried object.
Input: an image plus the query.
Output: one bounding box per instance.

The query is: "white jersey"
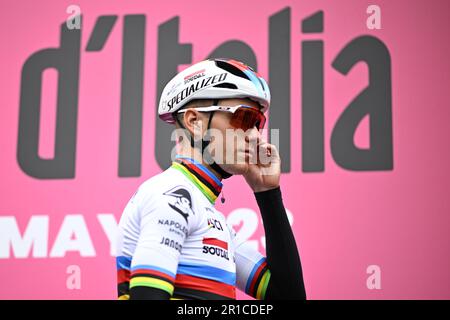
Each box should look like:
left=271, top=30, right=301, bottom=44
left=116, top=156, right=270, bottom=300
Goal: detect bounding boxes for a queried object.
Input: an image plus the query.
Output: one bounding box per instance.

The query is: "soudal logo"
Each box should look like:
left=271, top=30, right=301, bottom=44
left=202, top=237, right=229, bottom=260
left=184, top=68, right=205, bottom=84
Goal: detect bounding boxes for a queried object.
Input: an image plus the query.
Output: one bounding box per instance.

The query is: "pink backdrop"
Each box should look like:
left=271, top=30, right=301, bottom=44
left=1, top=0, right=449, bottom=299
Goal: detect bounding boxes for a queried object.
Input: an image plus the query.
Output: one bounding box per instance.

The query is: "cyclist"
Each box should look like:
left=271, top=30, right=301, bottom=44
left=116, top=58, right=306, bottom=300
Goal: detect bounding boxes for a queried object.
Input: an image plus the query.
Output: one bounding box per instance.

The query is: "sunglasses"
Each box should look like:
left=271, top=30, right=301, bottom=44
left=177, top=105, right=266, bottom=131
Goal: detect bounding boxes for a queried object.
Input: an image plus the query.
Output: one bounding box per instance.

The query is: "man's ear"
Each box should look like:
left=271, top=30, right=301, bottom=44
left=183, top=109, right=204, bottom=138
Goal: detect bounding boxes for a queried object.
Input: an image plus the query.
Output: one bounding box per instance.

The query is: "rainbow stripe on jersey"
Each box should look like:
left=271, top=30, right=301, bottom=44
left=171, top=156, right=223, bottom=204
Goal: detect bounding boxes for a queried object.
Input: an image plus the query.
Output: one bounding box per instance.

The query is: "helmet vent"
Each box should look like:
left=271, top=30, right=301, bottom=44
left=214, top=83, right=238, bottom=89
left=215, top=60, right=250, bottom=81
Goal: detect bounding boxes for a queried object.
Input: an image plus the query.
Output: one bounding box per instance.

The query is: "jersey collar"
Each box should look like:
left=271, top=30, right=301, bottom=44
left=171, top=155, right=223, bottom=204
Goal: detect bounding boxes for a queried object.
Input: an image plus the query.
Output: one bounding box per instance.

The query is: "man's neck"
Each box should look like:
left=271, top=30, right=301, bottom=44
left=176, top=148, right=223, bottom=182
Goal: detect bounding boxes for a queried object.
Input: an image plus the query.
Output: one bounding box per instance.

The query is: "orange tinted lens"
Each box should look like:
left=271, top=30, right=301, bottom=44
left=230, top=107, right=266, bottom=130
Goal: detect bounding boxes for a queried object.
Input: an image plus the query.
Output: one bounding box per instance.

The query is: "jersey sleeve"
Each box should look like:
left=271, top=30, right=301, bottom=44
left=232, top=227, right=271, bottom=300
left=129, top=184, right=197, bottom=298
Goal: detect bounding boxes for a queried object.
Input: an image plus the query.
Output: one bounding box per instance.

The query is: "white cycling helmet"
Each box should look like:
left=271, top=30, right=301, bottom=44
left=158, top=58, right=271, bottom=124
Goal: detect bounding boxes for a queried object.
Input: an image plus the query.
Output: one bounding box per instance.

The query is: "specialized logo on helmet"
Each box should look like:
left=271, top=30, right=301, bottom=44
left=163, top=186, right=194, bottom=222
left=166, top=72, right=228, bottom=110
